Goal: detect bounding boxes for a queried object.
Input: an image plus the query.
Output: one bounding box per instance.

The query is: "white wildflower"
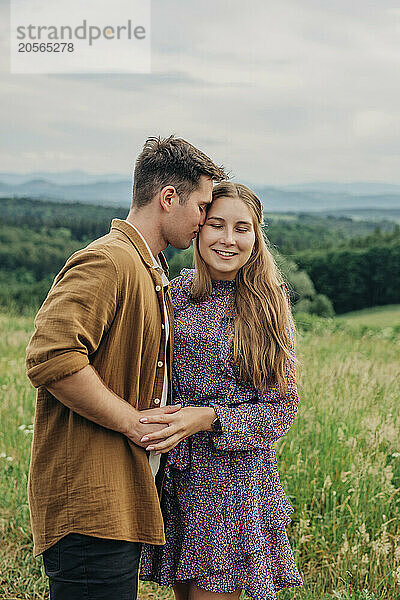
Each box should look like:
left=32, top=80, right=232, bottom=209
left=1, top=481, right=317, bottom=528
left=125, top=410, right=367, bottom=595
left=18, top=424, right=34, bottom=435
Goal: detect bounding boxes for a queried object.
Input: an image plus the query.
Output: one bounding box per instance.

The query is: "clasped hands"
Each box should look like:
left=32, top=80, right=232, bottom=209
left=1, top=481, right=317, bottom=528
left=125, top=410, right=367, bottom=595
left=128, top=404, right=216, bottom=454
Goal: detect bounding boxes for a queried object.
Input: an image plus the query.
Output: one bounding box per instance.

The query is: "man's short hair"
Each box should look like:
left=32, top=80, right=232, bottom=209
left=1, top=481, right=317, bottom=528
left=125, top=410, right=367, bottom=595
left=132, top=135, right=228, bottom=208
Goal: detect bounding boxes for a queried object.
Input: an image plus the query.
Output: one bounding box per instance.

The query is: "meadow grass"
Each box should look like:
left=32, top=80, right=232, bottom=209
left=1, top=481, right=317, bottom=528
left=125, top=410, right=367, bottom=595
left=338, top=305, right=400, bottom=328
left=0, top=312, right=399, bottom=600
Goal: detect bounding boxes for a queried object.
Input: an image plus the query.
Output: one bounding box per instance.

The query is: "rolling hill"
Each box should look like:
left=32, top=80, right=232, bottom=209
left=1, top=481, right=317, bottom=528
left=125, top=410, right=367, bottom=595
left=0, top=173, right=400, bottom=215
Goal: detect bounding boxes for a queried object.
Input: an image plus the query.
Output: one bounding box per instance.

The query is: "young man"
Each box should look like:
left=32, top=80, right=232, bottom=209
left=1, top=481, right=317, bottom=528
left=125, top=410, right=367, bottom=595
left=26, top=136, right=227, bottom=600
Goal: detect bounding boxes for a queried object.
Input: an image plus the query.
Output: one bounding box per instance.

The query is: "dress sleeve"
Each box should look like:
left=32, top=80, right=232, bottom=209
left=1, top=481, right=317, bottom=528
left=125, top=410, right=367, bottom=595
left=209, top=283, right=299, bottom=451
left=169, top=269, right=194, bottom=311
left=26, top=248, right=120, bottom=388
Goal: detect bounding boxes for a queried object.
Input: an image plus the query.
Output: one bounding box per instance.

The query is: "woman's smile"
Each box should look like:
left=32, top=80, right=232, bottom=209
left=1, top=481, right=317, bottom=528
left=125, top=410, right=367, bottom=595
left=212, top=249, right=238, bottom=259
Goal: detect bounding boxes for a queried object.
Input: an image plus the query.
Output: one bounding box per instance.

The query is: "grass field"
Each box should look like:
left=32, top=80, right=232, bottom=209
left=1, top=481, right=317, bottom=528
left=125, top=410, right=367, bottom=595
left=338, top=305, right=400, bottom=328
left=0, top=312, right=399, bottom=600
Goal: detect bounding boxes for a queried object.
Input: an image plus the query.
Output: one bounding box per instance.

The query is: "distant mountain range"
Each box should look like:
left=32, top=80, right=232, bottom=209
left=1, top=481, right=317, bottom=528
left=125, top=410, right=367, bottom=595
left=0, top=170, right=128, bottom=186
left=0, top=178, right=132, bottom=206
left=0, top=172, right=399, bottom=213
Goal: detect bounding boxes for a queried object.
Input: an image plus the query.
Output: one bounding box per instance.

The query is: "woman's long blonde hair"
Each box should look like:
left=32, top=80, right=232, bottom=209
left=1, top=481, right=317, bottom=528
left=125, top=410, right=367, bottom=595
left=192, top=182, right=294, bottom=393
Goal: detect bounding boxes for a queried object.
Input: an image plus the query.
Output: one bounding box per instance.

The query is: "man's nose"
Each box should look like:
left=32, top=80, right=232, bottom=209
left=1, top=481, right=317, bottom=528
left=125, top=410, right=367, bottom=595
left=199, top=211, right=207, bottom=226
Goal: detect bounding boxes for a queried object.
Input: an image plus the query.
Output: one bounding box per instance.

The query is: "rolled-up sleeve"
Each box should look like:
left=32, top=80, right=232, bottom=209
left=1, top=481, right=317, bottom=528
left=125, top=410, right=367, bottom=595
left=210, top=283, right=299, bottom=451
left=26, top=248, right=120, bottom=388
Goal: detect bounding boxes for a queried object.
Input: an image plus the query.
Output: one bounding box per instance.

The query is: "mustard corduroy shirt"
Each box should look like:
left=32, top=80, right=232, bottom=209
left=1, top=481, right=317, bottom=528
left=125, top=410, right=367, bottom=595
left=26, top=219, right=173, bottom=556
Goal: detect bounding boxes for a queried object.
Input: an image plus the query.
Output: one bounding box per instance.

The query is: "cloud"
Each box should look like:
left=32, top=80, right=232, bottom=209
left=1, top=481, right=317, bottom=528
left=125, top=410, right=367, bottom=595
left=0, top=0, right=399, bottom=183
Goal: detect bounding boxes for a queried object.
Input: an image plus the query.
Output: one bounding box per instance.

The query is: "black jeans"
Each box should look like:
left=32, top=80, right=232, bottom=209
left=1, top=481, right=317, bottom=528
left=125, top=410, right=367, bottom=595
left=42, top=533, right=142, bottom=600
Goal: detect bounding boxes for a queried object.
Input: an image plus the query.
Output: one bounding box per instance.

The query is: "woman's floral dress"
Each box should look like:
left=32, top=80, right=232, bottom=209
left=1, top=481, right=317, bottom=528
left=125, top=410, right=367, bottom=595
left=139, top=269, right=303, bottom=600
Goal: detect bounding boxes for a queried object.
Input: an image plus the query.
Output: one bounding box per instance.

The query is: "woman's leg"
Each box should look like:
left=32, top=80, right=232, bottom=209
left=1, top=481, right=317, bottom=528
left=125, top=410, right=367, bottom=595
left=189, top=582, right=241, bottom=600
left=173, top=580, right=191, bottom=600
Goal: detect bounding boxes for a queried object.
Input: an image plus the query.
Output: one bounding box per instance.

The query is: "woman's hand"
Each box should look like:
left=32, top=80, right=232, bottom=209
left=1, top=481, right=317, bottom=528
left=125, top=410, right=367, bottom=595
left=139, top=406, right=217, bottom=454
left=124, top=403, right=182, bottom=448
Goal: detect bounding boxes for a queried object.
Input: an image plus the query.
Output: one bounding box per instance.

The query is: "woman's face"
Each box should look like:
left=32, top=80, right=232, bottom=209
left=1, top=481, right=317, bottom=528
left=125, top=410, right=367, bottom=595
left=198, top=195, right=256, bottom=281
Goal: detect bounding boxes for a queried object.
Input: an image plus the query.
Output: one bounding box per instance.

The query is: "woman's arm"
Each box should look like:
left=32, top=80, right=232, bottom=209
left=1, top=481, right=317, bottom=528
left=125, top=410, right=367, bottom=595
left=137, top=370, right=298, bottom=454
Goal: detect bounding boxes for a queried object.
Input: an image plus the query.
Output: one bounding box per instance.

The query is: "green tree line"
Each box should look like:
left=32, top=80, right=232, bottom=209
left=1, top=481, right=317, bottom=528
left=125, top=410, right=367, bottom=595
left=294, top=238, right=400, bottom=313
left=0, top=197, right=396, bottom=254
left=0, top=197, right=398, bottom=314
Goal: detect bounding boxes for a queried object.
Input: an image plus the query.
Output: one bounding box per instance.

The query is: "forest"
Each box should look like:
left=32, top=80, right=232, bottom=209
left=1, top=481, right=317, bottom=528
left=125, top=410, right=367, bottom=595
left=0, top=196, right=399, bottom=315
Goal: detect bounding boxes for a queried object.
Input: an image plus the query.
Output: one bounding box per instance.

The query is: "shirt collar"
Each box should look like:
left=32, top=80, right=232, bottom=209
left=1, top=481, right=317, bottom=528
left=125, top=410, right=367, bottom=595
left=123, top=221, right=169, bottom=286
left=110, top=218, right=169, bottom=281
left=123, top=220, right=159, bottom=267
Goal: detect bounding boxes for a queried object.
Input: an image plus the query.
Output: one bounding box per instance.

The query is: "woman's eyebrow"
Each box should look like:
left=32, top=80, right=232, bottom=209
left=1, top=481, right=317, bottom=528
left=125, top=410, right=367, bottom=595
left=207, top=215, right=252, bottom=226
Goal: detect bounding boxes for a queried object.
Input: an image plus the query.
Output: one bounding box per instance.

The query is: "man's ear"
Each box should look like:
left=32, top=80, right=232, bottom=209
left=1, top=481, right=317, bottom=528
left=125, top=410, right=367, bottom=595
left=159, top=185, right=178, bottom=212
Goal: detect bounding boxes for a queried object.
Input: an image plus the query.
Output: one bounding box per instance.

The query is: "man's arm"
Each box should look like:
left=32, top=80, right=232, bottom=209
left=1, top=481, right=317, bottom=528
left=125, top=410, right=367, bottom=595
left=27, top=248, right=180, bottom=446
left=47, top=365, right=181, bottom=448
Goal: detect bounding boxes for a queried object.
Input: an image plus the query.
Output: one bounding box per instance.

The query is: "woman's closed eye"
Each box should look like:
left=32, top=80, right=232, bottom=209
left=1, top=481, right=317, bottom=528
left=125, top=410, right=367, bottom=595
left=208, top=224, right=249, bottom=232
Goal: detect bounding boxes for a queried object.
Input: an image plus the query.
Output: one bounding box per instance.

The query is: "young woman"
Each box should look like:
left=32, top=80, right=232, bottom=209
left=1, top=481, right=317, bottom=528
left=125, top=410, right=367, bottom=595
left=139, top=182, right=303, bottom=600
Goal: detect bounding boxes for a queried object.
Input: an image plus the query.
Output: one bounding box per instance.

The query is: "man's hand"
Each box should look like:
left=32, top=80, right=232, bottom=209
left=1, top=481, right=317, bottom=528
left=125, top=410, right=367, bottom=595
left=124, top=404, right=182, bottom=448
left=137, top=406, right=217, bottom=454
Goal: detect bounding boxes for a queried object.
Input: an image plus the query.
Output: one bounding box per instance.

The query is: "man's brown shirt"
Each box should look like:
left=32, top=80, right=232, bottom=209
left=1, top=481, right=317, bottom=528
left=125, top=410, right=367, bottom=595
left=26, top=219, right=173, bottom=556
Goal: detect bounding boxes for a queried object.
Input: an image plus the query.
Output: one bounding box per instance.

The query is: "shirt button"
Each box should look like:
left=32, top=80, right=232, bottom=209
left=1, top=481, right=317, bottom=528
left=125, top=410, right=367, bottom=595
left=161, top=324, right=165, bottom=330
left=157, top=361, right=163, bottom=367
left=155, top=285, right=161, bottom=292
left=154, top=398, right=160, bottom=405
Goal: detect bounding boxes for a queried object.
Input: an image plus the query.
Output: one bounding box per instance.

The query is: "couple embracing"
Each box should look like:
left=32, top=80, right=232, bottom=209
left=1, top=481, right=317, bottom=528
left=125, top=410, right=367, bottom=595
left=26, top=136, right=303, bottom=600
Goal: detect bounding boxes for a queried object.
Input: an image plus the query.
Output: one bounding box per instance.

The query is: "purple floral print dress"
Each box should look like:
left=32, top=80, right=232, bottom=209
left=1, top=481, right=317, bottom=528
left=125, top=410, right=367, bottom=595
left=139, top=269, right=303, bottom=600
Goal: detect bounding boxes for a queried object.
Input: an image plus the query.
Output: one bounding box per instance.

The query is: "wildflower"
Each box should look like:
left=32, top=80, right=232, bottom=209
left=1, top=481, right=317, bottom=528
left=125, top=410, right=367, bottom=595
left=18, top=424, right=34, bottom=435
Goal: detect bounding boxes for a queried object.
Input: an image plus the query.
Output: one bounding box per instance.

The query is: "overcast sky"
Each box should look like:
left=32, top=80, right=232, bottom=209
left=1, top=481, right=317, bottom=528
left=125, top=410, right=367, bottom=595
left=1, top=0, right=400, bottom=185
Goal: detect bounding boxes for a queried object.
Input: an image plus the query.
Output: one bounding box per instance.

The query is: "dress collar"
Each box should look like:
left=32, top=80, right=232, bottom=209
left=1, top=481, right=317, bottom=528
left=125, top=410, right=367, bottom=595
left=211, top=278, right=236, bottom=293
